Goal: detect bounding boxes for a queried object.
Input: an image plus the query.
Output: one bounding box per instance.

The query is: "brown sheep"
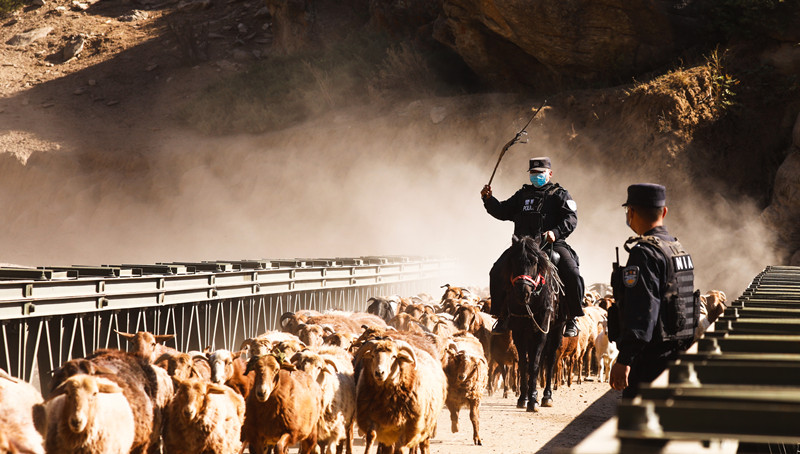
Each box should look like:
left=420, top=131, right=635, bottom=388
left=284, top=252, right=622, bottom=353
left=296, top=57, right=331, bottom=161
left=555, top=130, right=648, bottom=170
left=297, top=323, right=331, bottom=349
left=354, top=338, right=446, bottom=454
left=488, top=330, right=518, bottom=398
left=163, top=377, right=245, bottom=454
left=154, top=351, right=211, bottom=381
left=114, top=330, right=176, bottom=363
left=453, top=305, right=492, bottom=365
left=243, top=355, right=322, bottom=454
left=240, top=331, right=305, bottom=360
left=443, top=333, right=489, bottom=446
left=279, top=310, right=323, bottom=335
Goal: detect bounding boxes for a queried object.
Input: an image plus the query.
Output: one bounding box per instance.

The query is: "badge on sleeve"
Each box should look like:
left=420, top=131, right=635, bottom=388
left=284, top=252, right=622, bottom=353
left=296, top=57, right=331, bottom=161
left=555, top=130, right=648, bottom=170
left=623, top=266, right=639, bottom=288
left=567, top=200, right=577, bottom=212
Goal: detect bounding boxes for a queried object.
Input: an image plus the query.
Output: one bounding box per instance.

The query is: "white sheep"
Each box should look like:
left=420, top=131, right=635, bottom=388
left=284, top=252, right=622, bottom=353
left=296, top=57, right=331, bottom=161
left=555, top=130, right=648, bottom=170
left=0, top=368, right=44, bottom=454
left=291, top=348, right=356, bottom=454
left=36, top=374, right=135, bottom=454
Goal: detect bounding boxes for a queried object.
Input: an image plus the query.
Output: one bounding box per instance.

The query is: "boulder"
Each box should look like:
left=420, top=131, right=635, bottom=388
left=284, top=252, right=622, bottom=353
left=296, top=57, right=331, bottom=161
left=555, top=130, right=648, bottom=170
left=6, top=27, right=53, bottom=47
left=762, top=150, right=800, bottom=249
left=433, top=0, right=705, bottom=86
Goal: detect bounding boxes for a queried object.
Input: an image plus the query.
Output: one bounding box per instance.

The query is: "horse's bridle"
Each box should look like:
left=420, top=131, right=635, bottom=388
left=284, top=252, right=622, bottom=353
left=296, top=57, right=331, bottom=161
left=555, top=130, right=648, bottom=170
left=510, top=273, right=551, bottom=333
left=510, top=273, right=546, bottom=293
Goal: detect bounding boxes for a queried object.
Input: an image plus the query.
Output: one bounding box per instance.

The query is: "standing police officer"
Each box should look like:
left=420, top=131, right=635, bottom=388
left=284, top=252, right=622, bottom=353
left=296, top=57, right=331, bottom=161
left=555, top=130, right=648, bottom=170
left=480, top=157, right=585, bottom=337
left=609, top=183, right=699, bottom=397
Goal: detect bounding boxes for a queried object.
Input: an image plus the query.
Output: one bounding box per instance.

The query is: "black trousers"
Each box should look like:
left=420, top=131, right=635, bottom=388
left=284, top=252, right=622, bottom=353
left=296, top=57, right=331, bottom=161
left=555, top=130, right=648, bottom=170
left=621, top=341, right=683, bottom=398
left=489, top=241, right=584, bottom=319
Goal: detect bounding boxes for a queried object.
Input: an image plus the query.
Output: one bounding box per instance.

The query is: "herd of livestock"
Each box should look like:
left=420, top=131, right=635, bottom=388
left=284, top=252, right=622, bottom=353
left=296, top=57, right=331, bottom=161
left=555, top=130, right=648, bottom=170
left=0, top=284, right=728, bottom=454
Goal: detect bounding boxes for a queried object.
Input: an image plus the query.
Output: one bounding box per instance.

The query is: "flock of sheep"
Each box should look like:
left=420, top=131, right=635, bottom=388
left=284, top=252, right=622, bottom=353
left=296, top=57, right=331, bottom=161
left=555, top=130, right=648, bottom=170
left=0, top=284, right=728, bottom=454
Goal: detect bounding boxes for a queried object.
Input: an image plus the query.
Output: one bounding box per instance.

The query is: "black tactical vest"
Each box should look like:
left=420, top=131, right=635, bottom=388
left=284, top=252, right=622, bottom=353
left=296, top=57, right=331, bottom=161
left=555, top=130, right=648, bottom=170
left=630, top=235, right=700, bottom=342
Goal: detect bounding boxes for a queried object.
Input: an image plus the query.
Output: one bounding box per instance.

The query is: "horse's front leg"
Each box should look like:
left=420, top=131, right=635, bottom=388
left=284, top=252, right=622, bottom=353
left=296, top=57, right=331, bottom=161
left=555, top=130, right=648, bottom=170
left=526, top=331, right=547, bottom=413
left=512, top=326, right=529, bottom=409
left=541, top=323, right=565, bottom=408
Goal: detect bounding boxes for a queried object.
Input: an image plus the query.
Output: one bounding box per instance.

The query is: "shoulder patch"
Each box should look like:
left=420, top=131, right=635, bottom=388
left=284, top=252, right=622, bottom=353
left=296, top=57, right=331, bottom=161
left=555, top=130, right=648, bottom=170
left=566, top=200, right=577, bottom=211
left=623, top=266, right=639, bottom=288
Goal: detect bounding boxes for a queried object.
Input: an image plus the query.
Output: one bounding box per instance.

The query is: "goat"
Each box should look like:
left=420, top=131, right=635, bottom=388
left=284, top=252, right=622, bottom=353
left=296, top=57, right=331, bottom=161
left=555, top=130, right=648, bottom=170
left=297, top=323, right=331, bottom=349
left=453, top=305, right=493, bottom=365
left=207, top=349, right=254, bottom=398
left=488, top=330, right=518, bottom=398
left=114, top=330, right=176, bottom=363
left=594, top=319, right=618, bottom=383
left=443, top=333, right=489, bottom=446
left=354, top=338, right=446, bottom=454
left=154, top=351, right=211, bottom=381
left=240, top=331, right=305, bottom=360
left=291, top=349, right=355, bottom=454
left=243, top=355, right=322, bottom=454
left=366, top=297, right=397, bottom=323
left=163, top=377, right=246, bottom=454
left=36, top=374, right=135, bottom=454
left=0, top=368, right=44, bottom=454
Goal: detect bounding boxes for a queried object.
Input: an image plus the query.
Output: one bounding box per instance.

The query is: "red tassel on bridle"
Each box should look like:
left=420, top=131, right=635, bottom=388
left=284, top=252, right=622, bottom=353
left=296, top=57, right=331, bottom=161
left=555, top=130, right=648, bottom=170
left=510, top=273, right=545, bottom=290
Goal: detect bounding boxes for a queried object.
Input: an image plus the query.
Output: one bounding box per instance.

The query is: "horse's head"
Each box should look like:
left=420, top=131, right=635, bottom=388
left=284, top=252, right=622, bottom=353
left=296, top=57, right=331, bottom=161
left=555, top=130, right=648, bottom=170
left=507, top=235, right=555, bottom=315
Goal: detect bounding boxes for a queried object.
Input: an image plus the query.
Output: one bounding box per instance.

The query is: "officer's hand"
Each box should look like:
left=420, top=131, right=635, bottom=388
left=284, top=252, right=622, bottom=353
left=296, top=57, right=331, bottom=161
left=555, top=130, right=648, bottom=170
left=481, top=185, right=492, bottom=200
left=610, top=362, right=630, bottom=391
left=543, top=231, right=556, bottom=243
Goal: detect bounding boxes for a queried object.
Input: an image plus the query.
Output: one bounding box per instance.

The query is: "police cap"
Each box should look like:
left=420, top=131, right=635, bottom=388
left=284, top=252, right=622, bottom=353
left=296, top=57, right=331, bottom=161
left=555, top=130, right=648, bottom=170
left=529, top=157, right=551, bottom=172
left=623, top=183, right=666, bottom=207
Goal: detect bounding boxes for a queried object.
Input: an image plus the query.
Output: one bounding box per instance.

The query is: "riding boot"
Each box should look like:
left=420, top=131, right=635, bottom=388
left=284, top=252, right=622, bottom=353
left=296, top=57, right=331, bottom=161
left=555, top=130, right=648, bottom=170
left=564, top=317, right=580, bottom=337
left=492, top=316, right=509, bottom=334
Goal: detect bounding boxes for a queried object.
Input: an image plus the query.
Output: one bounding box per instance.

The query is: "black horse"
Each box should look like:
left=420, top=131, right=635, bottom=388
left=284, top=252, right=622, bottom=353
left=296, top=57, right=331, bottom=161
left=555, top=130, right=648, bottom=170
left=503, top=235, right=566, bottom=412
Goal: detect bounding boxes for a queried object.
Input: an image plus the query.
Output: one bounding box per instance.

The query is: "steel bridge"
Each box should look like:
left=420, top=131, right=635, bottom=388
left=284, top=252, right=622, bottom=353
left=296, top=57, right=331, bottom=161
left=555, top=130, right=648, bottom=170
left=0, top=256, right=455, bottom=392
left=573, top=265, right=800, bottom=453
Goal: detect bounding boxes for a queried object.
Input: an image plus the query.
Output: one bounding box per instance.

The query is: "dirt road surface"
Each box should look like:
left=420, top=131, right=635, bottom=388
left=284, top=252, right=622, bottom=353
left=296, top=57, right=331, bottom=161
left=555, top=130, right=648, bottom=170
left=338, top=380, right=618, bottom=454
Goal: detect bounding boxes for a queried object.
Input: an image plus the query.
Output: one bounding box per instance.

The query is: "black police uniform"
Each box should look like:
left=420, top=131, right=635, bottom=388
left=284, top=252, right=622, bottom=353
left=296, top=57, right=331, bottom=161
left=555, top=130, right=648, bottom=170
left=483, top=181, right=585, bottom=324
left=610, top=184, right=698, bottom=398
left=614, top=226, right=695, bottom=398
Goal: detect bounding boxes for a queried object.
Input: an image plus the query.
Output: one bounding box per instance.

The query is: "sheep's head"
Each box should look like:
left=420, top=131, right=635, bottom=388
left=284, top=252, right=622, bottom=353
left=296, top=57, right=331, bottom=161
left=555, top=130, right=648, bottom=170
left=207, top=350, right=235, bottom=384
left=173, top=378, right=229, bottom=421
left=52, top=375, right=122, bottom=433
left=453, top=305, right=477, bottom=331
left=115, top=330, right=174, bottom=362
left=362, top=340, right=416, bottom=384
left=297, top=324, right=326, bottom=349
left=246, top=355, right=295, bottom=403
left=448, top=347, right=485, bottom=383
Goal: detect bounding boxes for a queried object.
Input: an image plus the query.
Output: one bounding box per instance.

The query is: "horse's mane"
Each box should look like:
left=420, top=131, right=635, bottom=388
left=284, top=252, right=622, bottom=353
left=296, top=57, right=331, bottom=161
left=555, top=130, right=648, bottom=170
left=510, top=236, right=564, bottom=305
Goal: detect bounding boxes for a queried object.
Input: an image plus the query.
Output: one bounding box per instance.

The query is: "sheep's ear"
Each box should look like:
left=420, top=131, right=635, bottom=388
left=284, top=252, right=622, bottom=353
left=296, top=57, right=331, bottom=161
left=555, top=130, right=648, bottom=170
left=280, top=362, right=296, bottom=372
left=114, top=330, right=135, bottom=341
left=97, top=379, right=123, bottom=394
left=49, top=381, right=69, bottom=399
left=32, top=403, right=47, bottom=435
left=207, top=384, right=228, bottom=395
left=244, top=357, right=258, bottom=376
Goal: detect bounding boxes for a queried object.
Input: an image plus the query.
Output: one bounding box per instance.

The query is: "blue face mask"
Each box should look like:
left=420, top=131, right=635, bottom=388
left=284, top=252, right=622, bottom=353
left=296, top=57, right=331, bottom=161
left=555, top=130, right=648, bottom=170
left=530, top=173, right=548, bottom=187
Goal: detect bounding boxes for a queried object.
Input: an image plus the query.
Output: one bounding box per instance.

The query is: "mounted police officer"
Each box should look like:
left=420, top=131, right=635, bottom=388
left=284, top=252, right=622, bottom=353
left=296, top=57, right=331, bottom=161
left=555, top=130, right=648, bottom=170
left=480, top=157, right=585, bottom=337
left=609, top=183, right=699, bottom=398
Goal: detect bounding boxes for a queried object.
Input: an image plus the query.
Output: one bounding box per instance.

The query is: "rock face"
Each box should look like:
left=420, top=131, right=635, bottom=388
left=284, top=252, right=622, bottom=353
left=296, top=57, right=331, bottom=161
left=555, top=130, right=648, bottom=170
left=266, top=0, right=369, bottom=53
left=433, top=0, right=704, bottom=86
left=762, top=121, right=800, bottom=263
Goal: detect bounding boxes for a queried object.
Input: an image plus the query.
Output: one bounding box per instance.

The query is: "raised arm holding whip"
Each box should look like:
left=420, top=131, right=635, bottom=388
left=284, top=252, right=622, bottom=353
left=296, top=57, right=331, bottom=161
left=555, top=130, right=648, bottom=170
left=480, top=102, right=586, bottom=337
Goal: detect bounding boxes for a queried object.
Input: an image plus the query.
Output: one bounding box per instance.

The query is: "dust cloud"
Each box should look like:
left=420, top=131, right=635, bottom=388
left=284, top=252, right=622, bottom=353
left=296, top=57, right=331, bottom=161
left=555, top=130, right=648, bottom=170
left=0, top=100, right=778, bottom=299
